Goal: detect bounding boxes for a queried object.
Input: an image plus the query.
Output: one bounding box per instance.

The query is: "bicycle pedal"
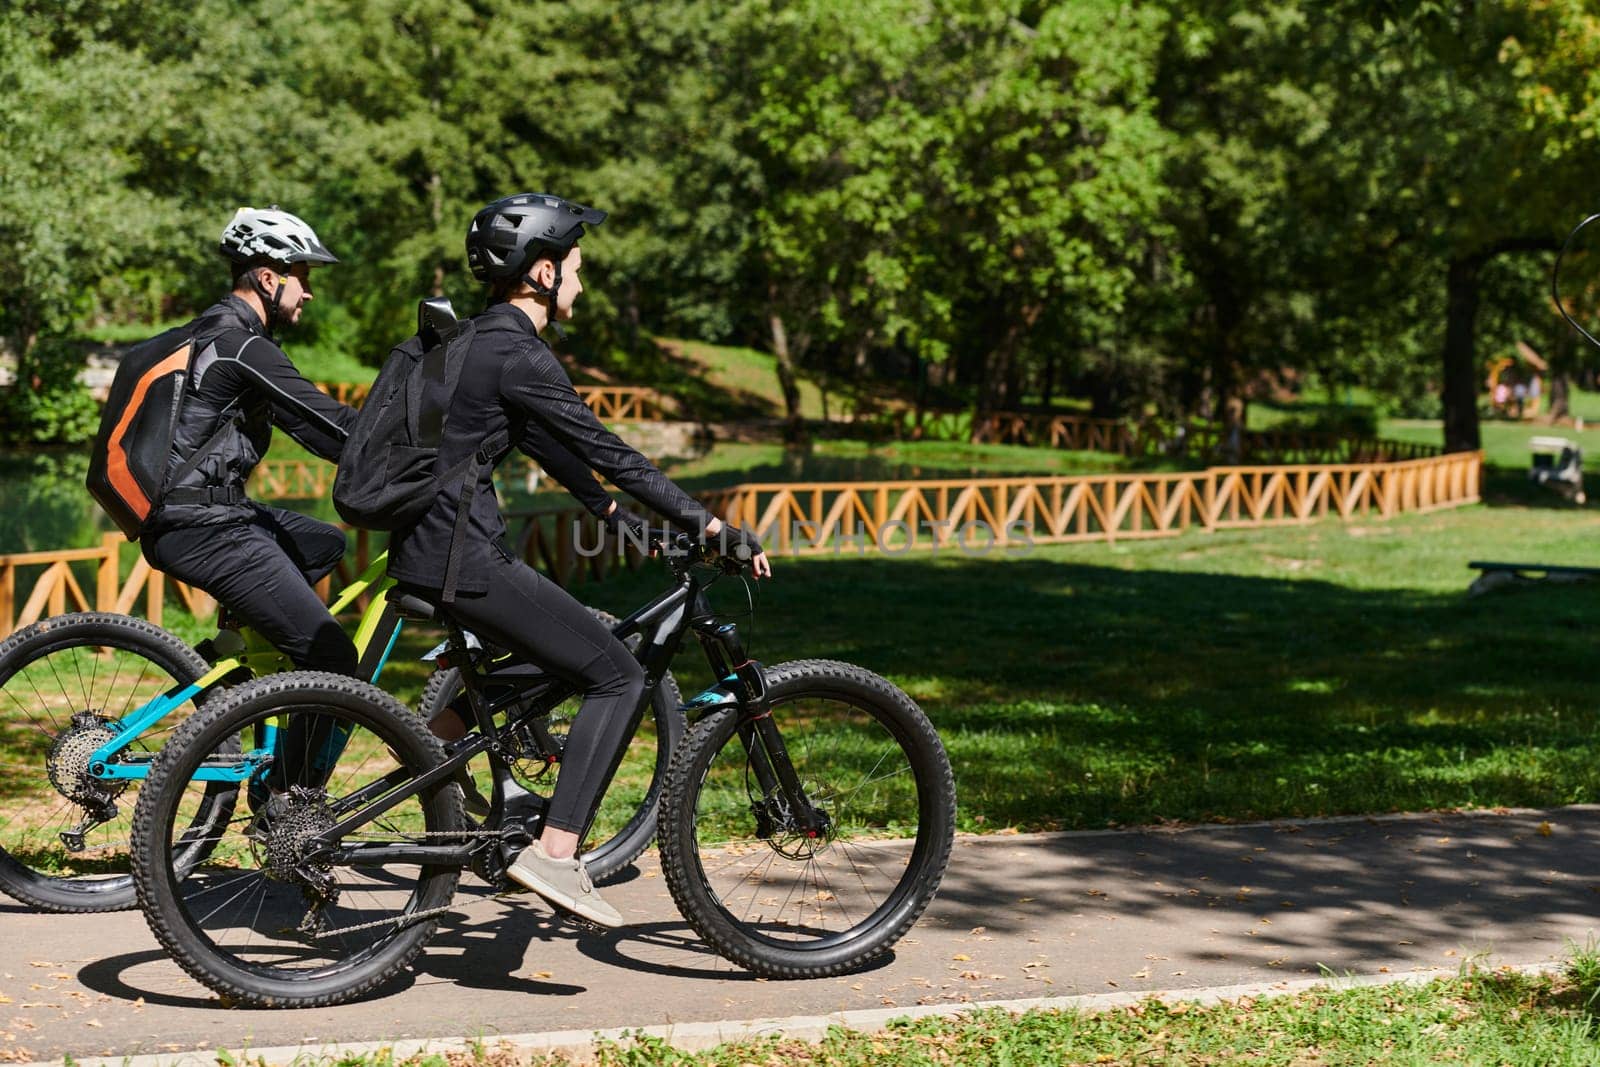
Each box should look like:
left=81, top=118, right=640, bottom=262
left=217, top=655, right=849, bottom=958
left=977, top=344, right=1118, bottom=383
left=549, top=905, right=610, bottom=934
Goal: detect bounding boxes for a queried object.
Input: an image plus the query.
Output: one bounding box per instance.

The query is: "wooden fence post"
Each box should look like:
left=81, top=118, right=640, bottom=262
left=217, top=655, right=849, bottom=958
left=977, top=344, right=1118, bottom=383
left=0, top=560, right=11, bottom=635
left=98, top=533, right=120, bottom=612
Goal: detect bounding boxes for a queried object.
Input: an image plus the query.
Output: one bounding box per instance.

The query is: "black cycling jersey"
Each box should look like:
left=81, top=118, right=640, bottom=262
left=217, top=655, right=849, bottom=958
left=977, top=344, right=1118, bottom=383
left=387, top=301, right=710, bottom=593
left=149, top=295, right=357, bottom=532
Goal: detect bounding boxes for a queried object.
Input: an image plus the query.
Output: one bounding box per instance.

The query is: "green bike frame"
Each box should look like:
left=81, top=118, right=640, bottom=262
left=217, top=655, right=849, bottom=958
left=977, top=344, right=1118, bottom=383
left=87, top=552, right=400, bottom=785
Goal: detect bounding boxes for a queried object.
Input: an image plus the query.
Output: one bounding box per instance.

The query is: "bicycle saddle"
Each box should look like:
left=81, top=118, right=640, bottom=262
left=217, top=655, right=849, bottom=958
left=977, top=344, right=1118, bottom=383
left=385, top=588, right=440, bottom=621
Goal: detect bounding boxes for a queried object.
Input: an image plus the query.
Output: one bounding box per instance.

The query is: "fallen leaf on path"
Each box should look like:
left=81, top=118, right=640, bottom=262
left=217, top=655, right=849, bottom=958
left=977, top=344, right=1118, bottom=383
left=531, top=971, right=553, bottom=979
left=952, top=954, right=970, bottom=961
left=1538, top=822, right=1554, bottom=837
left=84, top=1020, right=101, bottom=1028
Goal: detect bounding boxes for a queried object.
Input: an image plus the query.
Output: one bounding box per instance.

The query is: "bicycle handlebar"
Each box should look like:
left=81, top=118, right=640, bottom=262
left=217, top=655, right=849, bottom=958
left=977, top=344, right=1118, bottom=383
left=647, top=530, right=756, bottom=575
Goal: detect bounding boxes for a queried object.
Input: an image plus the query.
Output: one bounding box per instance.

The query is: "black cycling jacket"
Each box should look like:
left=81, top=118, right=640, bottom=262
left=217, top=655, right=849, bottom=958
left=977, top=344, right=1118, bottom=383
left=149, top=295, right=357, bottom=532
left=387, top=302, right=710, bottom=594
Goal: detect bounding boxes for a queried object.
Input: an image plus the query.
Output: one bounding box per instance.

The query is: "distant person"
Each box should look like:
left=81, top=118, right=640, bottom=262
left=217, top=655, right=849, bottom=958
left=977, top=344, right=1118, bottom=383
left=1494, top=381, right=1511, bottom=413
left=140, top=207, right=360, bottom=675
left=1513, top=380, right=1528, bottom=419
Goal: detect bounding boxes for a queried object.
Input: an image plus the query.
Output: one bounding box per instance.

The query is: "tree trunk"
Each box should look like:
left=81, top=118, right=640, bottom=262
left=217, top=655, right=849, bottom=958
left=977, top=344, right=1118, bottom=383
left=767, top=300, right=806, bottom=443
left=1441, top=238, right=1559, bottom=451
left=428, top=171, right=445, bottom=298
left=1547, top=322, right=1576, bottom=421
left=1441, top=255, right=1483, bottom=453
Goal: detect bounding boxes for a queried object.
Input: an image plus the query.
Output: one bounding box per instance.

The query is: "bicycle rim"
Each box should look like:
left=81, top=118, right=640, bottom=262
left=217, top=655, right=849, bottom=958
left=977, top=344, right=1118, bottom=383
left=0, top=622, right=203, bottom=902
left=687, top=691, right=937, bottom=953
left=150, top=698, right=458, bottom=986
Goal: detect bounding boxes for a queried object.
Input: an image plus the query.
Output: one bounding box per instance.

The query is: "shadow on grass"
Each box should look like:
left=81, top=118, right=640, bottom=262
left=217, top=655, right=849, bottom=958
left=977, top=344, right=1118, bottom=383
left=580, top=547, right=1600, bottom=834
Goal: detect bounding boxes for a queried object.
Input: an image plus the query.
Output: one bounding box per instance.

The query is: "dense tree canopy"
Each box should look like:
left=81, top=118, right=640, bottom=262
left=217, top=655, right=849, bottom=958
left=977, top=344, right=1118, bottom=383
left=4, top=0, right=1600, bottom=448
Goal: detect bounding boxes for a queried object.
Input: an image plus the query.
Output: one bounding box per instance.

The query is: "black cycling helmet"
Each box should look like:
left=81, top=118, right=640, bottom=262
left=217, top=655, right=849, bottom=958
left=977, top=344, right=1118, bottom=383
left=465, top=193, right=606, bottom=305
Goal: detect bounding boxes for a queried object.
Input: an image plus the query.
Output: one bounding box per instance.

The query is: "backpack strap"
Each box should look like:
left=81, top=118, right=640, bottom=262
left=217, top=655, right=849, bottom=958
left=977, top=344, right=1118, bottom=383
left=440, top=426, right=512, bottom=603
left=153, top=335, right=251, bottom=517
left=160, top=407, right=242, bottom=500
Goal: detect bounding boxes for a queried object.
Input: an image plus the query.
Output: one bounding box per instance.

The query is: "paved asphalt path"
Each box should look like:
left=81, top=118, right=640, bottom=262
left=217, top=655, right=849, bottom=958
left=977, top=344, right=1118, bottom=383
left=4, top=805, right=1600, bottom=1062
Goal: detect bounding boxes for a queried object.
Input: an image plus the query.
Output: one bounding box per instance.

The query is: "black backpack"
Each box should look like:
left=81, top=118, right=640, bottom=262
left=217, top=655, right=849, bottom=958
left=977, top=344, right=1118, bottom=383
left=332, top=298, right=508, bottom=600
left=86, top=322, right=238, bottom=540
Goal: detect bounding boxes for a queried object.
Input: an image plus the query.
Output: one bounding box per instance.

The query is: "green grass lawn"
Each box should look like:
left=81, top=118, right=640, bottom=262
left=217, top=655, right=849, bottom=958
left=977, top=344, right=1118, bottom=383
left=567, top=959, right=1600, bottom=1066
left=571, top=492, right=1600, bottom=833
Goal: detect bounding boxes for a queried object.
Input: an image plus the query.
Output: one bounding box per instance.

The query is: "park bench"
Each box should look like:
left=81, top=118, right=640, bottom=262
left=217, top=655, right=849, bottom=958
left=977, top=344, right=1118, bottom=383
left=1467, top=560, right=1600, bottom=596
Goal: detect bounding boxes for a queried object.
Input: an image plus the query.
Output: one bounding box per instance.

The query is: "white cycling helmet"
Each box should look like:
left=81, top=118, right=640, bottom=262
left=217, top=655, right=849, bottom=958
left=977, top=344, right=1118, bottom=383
left=219, top=206, right=338, bottom=268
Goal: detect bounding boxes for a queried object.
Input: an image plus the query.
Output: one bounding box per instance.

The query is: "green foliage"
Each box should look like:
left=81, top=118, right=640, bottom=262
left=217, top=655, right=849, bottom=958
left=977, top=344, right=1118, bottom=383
left=4, top=0, right=1600, bottom=431
left=0, top=339, right=100, bottom=445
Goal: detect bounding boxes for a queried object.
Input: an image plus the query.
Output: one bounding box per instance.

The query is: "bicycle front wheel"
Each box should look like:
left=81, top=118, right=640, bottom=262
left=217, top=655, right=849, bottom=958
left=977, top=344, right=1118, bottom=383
left=132, top=672, right=464, bottom=1008
left=0, top=612, right=216, bottom=912
left=659, top=659, right=955, bottom=978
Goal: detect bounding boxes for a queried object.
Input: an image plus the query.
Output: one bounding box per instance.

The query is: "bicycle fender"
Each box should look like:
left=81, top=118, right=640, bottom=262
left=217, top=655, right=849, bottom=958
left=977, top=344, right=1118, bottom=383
left=681, top=682, right=739, bottom=721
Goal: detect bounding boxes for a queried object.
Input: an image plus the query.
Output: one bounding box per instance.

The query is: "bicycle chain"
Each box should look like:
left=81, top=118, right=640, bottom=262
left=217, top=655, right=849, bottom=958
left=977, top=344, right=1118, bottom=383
left=305, top=826, right=523, bottom=938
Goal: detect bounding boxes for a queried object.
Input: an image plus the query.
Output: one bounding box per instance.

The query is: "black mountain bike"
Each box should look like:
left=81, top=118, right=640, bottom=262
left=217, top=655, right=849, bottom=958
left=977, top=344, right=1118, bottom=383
left=131, top=535, right=956, bottom=1008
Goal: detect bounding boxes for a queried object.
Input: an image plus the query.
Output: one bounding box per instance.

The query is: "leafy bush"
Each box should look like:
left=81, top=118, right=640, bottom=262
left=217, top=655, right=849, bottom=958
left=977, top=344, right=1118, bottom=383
left=0, top=338, right=100, bottom=445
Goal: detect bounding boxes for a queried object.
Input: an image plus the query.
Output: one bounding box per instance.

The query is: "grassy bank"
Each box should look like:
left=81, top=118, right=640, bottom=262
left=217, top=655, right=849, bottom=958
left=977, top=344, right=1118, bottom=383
left=575, top=496, right=1600, bottom=832
left=223, top=951, right=1600, bottom=1065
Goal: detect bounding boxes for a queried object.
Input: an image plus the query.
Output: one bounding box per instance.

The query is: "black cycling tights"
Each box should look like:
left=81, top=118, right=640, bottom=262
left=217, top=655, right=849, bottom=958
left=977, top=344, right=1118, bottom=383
left=407, top=550, right=646, bottom=837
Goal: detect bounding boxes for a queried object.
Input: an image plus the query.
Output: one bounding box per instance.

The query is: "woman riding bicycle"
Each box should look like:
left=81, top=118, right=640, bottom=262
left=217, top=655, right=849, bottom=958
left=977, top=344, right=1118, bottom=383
left=386, top=192, right=771, bottom=927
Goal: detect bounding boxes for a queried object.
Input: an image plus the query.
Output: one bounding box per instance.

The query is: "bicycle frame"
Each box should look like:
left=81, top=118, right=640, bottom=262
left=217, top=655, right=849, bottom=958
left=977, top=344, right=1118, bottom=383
left=87, top=552, right=401, bottom=783
left=301, top=545, right=825, bottom=873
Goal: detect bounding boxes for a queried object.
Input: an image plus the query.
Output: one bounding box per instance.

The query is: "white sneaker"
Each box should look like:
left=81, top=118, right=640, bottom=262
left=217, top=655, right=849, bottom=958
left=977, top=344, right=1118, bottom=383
left=506, top=841, right=624, bottom=928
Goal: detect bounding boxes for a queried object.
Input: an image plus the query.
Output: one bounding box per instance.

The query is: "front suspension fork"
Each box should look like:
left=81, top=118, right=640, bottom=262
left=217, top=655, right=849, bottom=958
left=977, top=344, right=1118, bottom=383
left=694, top=611, right=827, bottom=839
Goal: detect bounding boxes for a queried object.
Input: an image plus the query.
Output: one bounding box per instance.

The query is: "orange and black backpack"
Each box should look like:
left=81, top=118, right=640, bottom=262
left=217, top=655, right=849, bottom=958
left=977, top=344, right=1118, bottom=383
left=86, top=323, right=224, bottom=540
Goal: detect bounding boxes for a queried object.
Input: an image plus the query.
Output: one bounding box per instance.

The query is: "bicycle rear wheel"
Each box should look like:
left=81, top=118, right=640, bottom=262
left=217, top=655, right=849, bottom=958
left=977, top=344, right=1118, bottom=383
left=659, top=659, right=955, bottom=978
left=0, top=613, right=219, bottom=912
left=132, top=672, right=464, bottom=1008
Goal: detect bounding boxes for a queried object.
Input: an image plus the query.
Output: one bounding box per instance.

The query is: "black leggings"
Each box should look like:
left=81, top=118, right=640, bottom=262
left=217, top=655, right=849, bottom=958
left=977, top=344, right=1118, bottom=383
left=405, top=548, right=646, bottom=837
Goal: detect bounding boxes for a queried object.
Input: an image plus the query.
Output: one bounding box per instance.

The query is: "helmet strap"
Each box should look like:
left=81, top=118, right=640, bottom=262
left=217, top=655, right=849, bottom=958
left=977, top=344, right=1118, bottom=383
left=521, top=257, right=567, bottom=341
left=246, top=267, right=287, bottom=339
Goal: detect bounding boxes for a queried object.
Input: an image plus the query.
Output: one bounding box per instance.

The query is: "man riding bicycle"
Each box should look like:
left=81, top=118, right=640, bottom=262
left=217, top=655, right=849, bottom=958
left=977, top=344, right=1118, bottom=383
left=388, top=192, right=771, bottom=927
left=140, top=207, right=361, bottom=676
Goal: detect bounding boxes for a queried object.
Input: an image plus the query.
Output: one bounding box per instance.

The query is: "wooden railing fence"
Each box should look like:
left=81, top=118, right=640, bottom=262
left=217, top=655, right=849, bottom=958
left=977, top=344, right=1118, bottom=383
left=313, top=381, right=666, bottom=420
left=0, top=451, right=1482, bottom=638
left=698, top=450, right=1479, bottom=554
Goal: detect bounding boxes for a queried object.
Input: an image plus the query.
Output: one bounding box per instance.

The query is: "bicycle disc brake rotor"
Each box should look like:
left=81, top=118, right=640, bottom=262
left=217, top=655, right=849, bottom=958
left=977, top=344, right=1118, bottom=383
left=46, top=712, right=127, bottom=810
left=747, top=765, right=834, bottom=860
left=508, top=708, right=572, bottom=788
